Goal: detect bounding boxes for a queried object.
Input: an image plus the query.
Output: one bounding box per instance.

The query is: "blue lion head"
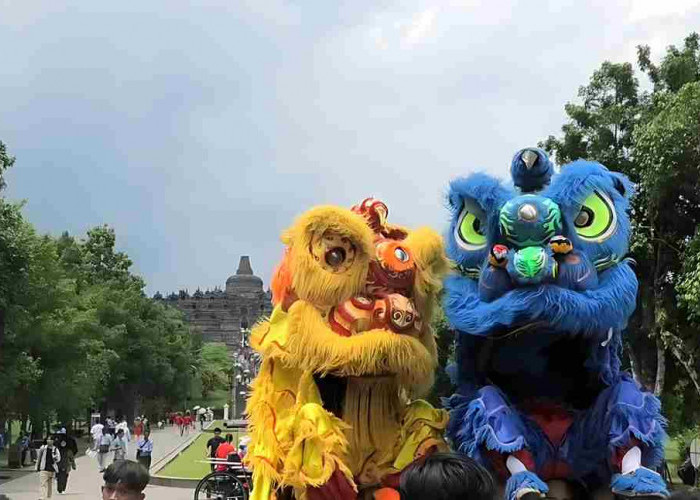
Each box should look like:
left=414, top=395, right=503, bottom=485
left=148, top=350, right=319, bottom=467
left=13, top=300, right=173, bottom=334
left=444, top=149, right=638, bottom=338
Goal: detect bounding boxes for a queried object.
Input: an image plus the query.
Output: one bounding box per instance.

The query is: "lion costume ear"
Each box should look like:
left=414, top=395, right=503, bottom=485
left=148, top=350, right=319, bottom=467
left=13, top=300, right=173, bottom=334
left=277, top=206, right=375, bottom=308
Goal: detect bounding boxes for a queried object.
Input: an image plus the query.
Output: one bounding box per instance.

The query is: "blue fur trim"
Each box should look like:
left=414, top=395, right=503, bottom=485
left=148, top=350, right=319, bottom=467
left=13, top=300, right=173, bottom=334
left=444, top=261, right=637, bottom=337
left=608, top=391, right=668, bottom=468
left=445, top=393, right=525, bottom=459
left=505, top=471, right=549, bottom=500
left=610, top=468, right=669, bottom=497
left=566, top=377, right=668, bottom=478
left=445, top=173, right=515, bottom=271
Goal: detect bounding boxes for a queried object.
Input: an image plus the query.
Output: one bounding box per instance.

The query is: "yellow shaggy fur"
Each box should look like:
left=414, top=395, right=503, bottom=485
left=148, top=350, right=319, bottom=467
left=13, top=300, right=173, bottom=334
left=282, top=206, right=375, bottom=308
left=245, top=205, right=449, bottom=500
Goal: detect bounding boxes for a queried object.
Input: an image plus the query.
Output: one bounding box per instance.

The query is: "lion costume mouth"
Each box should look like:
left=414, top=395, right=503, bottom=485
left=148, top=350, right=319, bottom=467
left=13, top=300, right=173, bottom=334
left=252, top=301, right=437, bottom=388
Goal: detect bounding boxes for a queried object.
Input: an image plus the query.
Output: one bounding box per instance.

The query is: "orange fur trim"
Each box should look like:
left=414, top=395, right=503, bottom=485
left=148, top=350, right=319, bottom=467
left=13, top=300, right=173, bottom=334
left=271, top=250, right=293, bottom=307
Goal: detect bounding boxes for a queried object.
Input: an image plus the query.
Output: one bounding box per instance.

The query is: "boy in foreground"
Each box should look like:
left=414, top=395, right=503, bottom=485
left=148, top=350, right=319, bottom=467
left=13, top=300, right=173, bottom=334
left=101, top=460, right=149, bottom=500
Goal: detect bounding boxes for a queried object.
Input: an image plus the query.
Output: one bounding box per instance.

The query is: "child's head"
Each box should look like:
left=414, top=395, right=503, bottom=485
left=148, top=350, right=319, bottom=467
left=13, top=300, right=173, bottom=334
left=102, top=460, right=149, bottom=500
left=399, top=452, right=495, bottom=500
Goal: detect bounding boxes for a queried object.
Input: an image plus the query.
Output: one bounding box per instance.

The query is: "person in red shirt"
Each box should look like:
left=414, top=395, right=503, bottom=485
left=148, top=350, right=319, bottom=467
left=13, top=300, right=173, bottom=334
left=174, top=414, right=183, bottom=436
left=133, top=419, right=144, bottom=440
left=215, top=434, right=238, bottom=472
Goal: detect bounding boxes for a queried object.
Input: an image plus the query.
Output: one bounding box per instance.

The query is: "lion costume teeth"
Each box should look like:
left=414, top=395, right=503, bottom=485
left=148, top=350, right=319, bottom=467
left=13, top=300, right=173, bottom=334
left=245, top=199, right=449, bottom=500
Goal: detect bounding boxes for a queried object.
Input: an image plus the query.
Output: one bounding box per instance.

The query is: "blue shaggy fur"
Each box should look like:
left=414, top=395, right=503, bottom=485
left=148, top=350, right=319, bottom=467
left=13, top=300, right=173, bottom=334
left=611, top=468, right=669, bottom=497
left=443, top=154, right=667, bottom=497
left=505, top=471, right=549, bottom=500
left=446, top=173, right=514, bottom=271
left=444, top=262, right=638, bottom=338
left=510, top=147, right=554, bottom=193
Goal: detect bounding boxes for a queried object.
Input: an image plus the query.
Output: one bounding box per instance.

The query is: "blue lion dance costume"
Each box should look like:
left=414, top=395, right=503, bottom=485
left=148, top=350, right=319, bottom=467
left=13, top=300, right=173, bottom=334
left=443, top=148, right=668, bottom=498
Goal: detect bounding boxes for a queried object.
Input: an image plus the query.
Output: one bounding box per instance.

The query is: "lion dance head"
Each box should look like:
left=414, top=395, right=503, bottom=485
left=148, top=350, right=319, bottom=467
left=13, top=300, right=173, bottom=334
left=263, top=197, right=447, bottom=393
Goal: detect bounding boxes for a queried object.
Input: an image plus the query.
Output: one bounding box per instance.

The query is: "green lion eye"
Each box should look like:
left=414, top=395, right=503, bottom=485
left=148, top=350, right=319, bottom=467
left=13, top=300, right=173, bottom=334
left=574, top=190, right=617, bottom=241
left=456, top=205, right=487, bottom=250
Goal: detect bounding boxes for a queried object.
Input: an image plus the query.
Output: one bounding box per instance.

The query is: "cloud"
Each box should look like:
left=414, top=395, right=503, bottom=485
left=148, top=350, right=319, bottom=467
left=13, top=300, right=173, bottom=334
left=1, top=0, right=699, bottom=296
left=626, top=0, right=699, bottom=22
left=399, top=8, right=439, bottom=47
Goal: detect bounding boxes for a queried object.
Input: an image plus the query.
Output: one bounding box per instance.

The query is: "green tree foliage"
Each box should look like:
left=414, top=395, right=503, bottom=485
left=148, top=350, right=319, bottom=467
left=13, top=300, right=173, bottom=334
left=639, top=33, right=700, bottom=93
left=0, top=141, right=200, bottom=436
left=427, top=309, right=455, bottom=406
left=541, top=33, right=700, bottom=431
left=197, top=343, right=232, bottom=399
left=0, top=140, right=15, bottom=191
left=540, top=61, right=639, bottom=172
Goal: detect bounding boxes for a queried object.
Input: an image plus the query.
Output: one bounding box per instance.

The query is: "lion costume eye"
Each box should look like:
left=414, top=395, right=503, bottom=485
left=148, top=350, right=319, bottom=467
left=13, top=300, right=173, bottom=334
left=310, top=230, right=357, bottom=273
left=455, top=204, right=487, bottom=251
left=573, top=190, right=617, bottom=242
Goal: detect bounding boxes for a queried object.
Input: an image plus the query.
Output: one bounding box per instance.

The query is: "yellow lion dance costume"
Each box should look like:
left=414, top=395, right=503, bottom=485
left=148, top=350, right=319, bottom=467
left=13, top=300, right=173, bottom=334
left=245, top=198, right=449, bottom=500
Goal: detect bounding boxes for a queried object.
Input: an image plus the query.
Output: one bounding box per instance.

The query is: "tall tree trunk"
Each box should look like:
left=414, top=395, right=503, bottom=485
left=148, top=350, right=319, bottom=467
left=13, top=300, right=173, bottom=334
left=664, top=332, right=700, bottom=398
left=654, top=336, right=665, bottom=397
left=652, top=239, right=665, bottom=398
left=626, top=340, right=645, bottom=387
left=0, top=308, right=5, bottom=356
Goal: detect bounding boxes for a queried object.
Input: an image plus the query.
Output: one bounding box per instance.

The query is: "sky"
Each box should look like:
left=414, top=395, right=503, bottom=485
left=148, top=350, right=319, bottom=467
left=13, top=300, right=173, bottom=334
left=1, top=0, right=699, bottom=295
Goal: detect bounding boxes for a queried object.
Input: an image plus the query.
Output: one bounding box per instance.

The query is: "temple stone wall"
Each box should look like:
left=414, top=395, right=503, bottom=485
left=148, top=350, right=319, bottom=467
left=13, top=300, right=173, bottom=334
left=156, top=256, right=272, bottom=351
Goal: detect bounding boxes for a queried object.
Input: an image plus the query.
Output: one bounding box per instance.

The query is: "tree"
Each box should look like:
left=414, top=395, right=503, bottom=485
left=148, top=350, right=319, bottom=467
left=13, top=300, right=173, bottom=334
left=427, top=308, right=455, bottom=406
left=0, top=140, right=15, bottom=191
left=635, top=82, right=700, bottom=406
left=197, top=343, right=232, bottom=399
left=541, top=36, right=700, bottom=433
left=638, top=33, right=700, bottom=93
left=540, top=61, right=640, bottom=173
left=0, top=139, right=203, bottom=440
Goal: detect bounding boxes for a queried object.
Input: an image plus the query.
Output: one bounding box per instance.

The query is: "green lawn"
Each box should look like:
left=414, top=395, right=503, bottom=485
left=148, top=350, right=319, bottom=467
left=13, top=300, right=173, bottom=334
left=157, top=422, right=247, bottom=479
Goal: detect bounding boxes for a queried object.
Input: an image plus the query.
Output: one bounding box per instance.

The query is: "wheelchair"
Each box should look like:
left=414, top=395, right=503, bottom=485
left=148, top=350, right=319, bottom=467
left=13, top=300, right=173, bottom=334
left=194, top=453, right=251, bottom=500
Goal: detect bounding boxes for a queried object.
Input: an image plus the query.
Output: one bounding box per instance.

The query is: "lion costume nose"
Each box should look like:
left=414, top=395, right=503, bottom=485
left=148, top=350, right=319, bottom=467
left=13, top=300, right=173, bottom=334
left=518, top=203, right=538, bottom=222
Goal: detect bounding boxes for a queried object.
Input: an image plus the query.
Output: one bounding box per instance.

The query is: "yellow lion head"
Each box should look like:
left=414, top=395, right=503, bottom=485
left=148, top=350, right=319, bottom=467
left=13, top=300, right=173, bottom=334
left=253, top=198, right=448, bottom=397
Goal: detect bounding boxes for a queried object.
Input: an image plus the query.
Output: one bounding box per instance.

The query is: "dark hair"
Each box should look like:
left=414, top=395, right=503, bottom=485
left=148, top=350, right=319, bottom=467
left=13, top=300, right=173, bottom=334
left=226, top=433, right=233, bottom=443
left=103, top=460, right=150, bottom=492
left=213, top=427, right=222, bottom=433
left=399, top=452, right=495, bottom=500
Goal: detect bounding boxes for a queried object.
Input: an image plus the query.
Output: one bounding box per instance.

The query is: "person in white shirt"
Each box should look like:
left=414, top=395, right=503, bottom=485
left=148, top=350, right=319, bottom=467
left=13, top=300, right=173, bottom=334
left=90, top=421, right=104, bottom=451
left=97, top=429, right=113, bottom=472
left=36, top=436, right=61, bottom=499
left=115, top=417, right=130, bottom=453
left=136, top=430, right=154, bottom=470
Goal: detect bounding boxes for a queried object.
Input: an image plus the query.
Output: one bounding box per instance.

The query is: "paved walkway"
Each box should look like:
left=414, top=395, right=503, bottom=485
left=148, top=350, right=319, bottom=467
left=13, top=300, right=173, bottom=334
left=1, top=426, right=199, bottom=500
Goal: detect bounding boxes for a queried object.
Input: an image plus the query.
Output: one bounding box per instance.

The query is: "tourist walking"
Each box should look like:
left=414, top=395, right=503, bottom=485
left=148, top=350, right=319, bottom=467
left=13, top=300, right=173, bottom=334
left=16, top=432, right=30, bottom=466
left=90, top=420, right=104, bottom=451
left=133, top=418, right=144, bottom=441
left=116, top=416, right=131, bottom=444
left=205, top=427, right=225, bottom=472
left=105, top=417, right=116, bottom=439
left=54, top=430, right=76, bottom=494
left=111, top=428, right=128, bottom=462
left=136, top=429, right=153, bottom=470
left=96, top=428, right=113, bottom=472
left=198, top=408, right=206, bottom=430
left=36, top=436, right=60, bottom=499
left=174, top=413, right=184, bottom=436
